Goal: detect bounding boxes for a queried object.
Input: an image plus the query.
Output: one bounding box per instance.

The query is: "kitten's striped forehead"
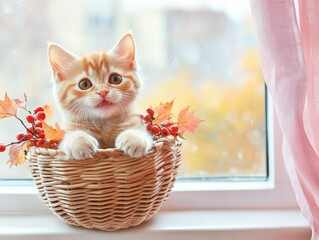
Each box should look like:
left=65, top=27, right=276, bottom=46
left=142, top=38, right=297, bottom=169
left=81, top=52, right=110, bottom=81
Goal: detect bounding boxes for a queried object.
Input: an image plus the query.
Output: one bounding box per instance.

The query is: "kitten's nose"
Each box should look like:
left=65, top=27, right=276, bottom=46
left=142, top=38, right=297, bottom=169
left=97, top=89, right=109, bottom=98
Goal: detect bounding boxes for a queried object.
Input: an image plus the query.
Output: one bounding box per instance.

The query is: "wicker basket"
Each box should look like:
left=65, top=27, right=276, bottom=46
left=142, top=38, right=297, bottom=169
left=27, top=136, right=182, bottom=231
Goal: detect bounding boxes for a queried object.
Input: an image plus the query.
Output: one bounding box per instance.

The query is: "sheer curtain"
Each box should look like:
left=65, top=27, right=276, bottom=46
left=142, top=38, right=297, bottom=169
left=250, top=0, right=319, bottom=238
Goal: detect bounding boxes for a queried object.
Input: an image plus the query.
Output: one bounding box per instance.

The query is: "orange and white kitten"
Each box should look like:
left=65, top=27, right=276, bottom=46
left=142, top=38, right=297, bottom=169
left=48, top=33, right=152, bottom=159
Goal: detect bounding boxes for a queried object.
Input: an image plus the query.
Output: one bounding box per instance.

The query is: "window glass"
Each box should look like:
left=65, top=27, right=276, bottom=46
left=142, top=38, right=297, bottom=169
left=0, top=0, right=266, bottom=179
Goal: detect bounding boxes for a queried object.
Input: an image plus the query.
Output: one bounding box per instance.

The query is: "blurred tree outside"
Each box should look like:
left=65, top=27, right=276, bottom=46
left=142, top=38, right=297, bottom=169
left=144, top=49, right=266, bottom=178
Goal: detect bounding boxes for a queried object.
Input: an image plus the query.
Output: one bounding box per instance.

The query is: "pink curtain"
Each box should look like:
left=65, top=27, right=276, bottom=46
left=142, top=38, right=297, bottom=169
left=250, top=0, right=319, bottom=239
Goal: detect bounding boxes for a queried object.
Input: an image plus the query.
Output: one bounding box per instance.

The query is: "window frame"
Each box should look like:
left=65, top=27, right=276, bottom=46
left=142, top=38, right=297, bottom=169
left=0, top=92, right=299, bottom=213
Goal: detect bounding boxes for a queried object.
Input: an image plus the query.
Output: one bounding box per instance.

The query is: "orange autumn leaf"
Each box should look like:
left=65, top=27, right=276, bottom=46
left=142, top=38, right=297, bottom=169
left=0, top=93, right=17, bottom=119
left=14, top=93, right=28, bottom=110
left=153, top=100, right=174, bottom=124
left=42, top=121, right=64, bottom=143
left=177, top=132, right=185, bottom=140
left=43, top=104, right=53, bottom=121
left=177, top=106, right=204, bottom=135
left=7, top=142, right=29, bottom=167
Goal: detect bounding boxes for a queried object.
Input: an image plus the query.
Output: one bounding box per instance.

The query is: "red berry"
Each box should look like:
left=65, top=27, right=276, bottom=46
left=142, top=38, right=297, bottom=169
left=25, top=133, right=33, bottom=140
left=36, top=111, right=46, bottom=120
left=34, top=106, right=44, bottom=114
left=146, top=122, right=152, bottom=131
left=35, top=121, right=43, bottom=128
left=151, top=125, right=160, bottom=135
left=171, top=132, right=178, bottom=137
left=39, top=133, right=45, bottom=139
left=27, top=126, right=34, bottom=133
left=16, top=133, right=25, bottom=141
left=170, top=125, right=179, bottom=134
left=0, top=144, right=6, bottom=152
left=163, top=120, right=173, bottom=128
left=36, top=139, right=45, bottom=147
left=35, top=127, right=43, bottom=136
left=161, top=127, right=170, bottom=136
left=147, top=108, right=155, bottom=117
left=26, top=114, right=36, bottom=123
left=143, top=114, right=151, bottom=122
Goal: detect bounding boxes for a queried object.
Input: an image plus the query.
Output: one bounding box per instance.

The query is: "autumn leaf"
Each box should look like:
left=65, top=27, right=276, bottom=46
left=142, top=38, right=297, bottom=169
left=43, top=104, right=53, bottom=121
left=7, top=142, right=29, bottom=167
left=153, top=100, right=174, bottom=124
left=177, top=106, right=204, bottom=135
left=42, top=121, right=64, bottom=143
left=14, top=93, right=28, bottom=110
left=177, top=132, right=185, bottom=140
left=0, top=93, right=17, bottom=119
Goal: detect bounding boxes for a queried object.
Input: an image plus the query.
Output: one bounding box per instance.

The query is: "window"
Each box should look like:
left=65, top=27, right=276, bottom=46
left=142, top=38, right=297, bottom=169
left=0, top=1, right=301, bottom=219
left=0, top=0, right=267, bottom=182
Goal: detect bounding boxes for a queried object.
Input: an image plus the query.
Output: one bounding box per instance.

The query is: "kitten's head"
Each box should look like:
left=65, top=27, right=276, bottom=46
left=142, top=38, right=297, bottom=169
left=48, top=33, right=141, bottom=121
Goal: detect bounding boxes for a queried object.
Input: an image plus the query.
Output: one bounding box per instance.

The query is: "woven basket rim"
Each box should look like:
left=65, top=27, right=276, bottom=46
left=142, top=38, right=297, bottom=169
left=28, top=135, right=182, bottom=159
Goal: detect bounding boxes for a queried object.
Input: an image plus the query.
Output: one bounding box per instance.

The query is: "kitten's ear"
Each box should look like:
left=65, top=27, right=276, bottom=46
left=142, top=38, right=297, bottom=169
left=110, top=33, right=135, bottom=70
left=48, top=43, right=79, bottom=80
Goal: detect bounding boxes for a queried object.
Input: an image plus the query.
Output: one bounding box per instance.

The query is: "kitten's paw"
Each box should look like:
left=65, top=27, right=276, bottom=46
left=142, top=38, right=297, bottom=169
left=59, top=131, right=99, bottom=160
left=115, top=129, right=152, bottom=158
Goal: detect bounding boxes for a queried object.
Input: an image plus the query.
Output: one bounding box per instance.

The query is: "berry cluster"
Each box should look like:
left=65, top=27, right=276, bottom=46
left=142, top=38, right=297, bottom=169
left=0, top=106, right=46, bottom=152
left=141, top=107, right=179, bottom=139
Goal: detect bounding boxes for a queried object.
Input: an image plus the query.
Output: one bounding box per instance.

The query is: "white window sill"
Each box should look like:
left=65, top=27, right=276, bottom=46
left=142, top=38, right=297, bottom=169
left=0, top=210, right=310, bottom=240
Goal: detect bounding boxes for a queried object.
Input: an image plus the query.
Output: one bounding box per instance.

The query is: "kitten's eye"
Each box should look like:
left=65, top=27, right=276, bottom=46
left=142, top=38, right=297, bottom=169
left=78, top=78, right=92, bottom=90
left=109, top=74, right=122, bottom=85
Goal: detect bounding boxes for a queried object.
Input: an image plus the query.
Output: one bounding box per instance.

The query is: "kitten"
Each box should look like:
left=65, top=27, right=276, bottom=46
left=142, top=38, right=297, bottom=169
left=48, top=33, right=152, bottom=159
